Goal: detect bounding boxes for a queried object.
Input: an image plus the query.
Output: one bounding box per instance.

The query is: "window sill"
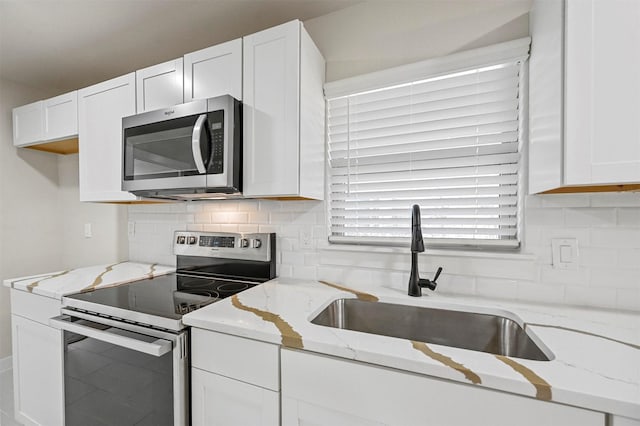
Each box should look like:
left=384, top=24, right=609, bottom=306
left=319, top=243, right=536, bottom=261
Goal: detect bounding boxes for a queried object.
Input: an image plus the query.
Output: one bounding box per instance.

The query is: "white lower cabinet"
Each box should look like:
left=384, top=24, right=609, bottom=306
left=281, top=349, right=605, bottom=426
left=190, top=328, right=280, bottom=426
left=10, top=290, right=64, bottom=426
left=192, top=368, right=279, bottom=426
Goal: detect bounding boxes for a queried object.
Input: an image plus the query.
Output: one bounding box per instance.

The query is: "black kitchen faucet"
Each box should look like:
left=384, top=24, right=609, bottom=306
left=408, top=204, right=442, bottom=297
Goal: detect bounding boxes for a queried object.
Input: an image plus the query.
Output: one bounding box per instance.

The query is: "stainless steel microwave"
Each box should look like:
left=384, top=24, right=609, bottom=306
left=122, top=95, right=241, bottom=200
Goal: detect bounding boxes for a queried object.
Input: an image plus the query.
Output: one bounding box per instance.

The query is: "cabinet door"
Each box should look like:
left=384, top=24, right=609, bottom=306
left=183, top=38, right=242, bottom=102
left=565, top=0, right=640, bottom=185
left=282, top=397, right=386, bottom=426
left=136, top=58, right=184, bottom=113
left=78, top=73, right=137, bottom=202
left=12, top=101, right=43, bottom=147
left=243, top=20, right=300, bottom=197
left=43, top=91, right=78, bottom=141
left=191, top=367, right=279, bottom=426
left=11, top=315, right=64, bottom=426
left=282, top=349, right=605, bottom=426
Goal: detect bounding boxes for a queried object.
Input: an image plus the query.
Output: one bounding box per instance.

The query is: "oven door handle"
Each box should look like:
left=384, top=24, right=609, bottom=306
left=49, top=315, right=172, bottom=357
left=191, top=113, right=208, bottom=174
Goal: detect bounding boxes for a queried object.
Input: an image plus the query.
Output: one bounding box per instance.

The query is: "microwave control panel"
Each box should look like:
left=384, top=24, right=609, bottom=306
left=209, top=110, right=224, bottom=174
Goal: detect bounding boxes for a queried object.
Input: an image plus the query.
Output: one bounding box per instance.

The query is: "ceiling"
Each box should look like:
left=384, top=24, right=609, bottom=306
left=0, top=0, right=360, bottom=93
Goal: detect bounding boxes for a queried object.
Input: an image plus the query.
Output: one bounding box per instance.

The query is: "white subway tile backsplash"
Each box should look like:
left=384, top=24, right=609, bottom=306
left=204, top=201, right=238, bottom=212
left=578, top=247, right=618, bottom=267
left=128, top=197, right=640, bottom=312
left=564, top=284, right=617, bottom=310
left=436, top=274, right=476, bottom=296
left=590, top=193, right=640, bottom=207
left=564, top=208, right=616, bottom=227
left=540, top=265, right=590, bottom=286
left=539, top=194, right=591, bottom=208
left=591, top=228, right=640, bottom=248
left=203, top=224, right=221, bottom=232
left=590, top=267, right=638, bottom=289
left=525, top=208, right=564, bottom=226
left=238, top=224, right=259, bottom=233
left=292, top=265, right=317, bottom=280
left=618, top=249, right=640, bottom=268
left=617, top=208, right=640, bottom=227
left=516, top=281, right=565, bottom=305
left=270, top=212, right=293, bottom=223
left=194, top=212, right=211, bottom=223
left=282, top=251, right=305, bottom=266
left=248, top=212, right=270, bottom=224
left=317, top=266, right=373, bottom=286
left=615, top=288, right=640, bottom=312
left=258, top=225, right=278, bottom=234
left=475, top=277, right=519, bottom=300
left=540, top=227, right=592, bottom=245
left=210, top=211, right=248, bottom=224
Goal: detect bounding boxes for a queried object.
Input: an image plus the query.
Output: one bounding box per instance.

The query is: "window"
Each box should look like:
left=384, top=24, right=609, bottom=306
left=325, top=38, right=530, bottom=248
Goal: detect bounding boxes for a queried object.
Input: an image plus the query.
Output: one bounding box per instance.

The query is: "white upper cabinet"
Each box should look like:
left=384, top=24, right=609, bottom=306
left=242, top=20, right=325, bottom=199
left=183, top=38, right=242, bottom=102
left=529, top=0, right=640, bottom=193
left=564, top=0, right=640, bottom=186
left=43, top=91, right=78, bottom=141
left=78, top=73, right=137, bottom=202
left=12, top=101, right=43, bottom=147
left=13, top=91, right=78, bottom=152
left=136, top=58, right=184, bottom=113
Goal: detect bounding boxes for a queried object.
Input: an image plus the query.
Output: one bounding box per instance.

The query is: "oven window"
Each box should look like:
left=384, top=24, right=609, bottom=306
left=124, top=114, right=211, bottom=181
left=63, top=323, right=174, bottom=426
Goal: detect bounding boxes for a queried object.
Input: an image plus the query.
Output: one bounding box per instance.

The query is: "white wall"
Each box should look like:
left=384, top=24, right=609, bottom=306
left=0, top=78, right=128, bottom=359
left=57, top=153, right=128, bottom=269
left=127, top=1, right=640, bottom=313
left=305, top=0, right=532, bottom=82
left=0, top=78, right=62, bottom=358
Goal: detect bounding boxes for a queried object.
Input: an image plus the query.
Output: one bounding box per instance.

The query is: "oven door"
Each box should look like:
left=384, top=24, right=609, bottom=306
left=50, top=311, right=188, bottom=426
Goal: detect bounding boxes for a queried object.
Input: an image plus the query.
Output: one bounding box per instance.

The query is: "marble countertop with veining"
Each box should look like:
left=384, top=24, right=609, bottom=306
left=183, top=278, right=640, bottom=420
left=3, top=261, right=175, bottom=299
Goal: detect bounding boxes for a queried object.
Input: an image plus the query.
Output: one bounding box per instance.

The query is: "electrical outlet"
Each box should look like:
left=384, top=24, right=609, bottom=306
left=300, top=228, right=314, bottom=249
left=128, top=221, right=135, bottom=239
left=551, top=238, right=578, bottom=270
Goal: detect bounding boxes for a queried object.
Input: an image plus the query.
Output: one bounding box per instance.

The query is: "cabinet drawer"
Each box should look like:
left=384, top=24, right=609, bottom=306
left=11, top=289, right=61, bottom=325
left=191, top=329, right=279, bottom=391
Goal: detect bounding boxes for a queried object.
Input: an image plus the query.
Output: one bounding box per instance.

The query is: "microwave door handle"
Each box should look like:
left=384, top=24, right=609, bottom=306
left=49, top=315, right=172, bottom=357
left=191, top=114, right=208, bottom=173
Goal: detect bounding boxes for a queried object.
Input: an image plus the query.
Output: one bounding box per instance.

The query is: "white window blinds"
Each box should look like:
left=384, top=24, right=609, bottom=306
left=326, top=39, right=529, bottom=248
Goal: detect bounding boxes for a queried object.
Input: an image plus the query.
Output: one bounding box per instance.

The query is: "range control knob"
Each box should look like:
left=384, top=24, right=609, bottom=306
left=187, top=236, right=197, bottom=245
left=177, top=236, right=186, bottom=244
left=240, top=238, right=249, bottom=248
left=251, top=239, right=262, bottom=249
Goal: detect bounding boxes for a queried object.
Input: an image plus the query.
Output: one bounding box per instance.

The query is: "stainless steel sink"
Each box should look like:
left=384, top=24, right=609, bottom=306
left=311, top=298, right=552, bottom=361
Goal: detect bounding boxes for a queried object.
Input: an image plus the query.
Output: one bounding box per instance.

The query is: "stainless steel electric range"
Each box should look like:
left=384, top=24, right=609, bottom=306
left=50, top=231, right=276, bottom=426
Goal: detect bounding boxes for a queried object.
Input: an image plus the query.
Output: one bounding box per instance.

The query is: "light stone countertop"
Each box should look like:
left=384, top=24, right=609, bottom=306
left=183, top=277, right=640, bottom=420
left=3, top=261, right=175, bottom=299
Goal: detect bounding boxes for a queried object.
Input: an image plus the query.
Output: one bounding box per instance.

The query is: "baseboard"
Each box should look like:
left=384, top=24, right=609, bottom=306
left=0, top=356, right=12, bottom=372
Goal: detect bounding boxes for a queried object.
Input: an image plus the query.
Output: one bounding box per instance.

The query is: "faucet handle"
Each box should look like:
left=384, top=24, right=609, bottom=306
left=432, top=267, right=443, bottom=283
left=420, top=267, right=442, bottom=291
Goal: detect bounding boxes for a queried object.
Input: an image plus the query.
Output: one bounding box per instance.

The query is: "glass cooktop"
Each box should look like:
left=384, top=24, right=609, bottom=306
left=64, top=273, right=257, bottom=331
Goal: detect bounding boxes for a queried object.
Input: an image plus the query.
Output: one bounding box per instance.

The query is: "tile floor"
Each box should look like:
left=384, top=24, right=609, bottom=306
left=0, top=368, right=23, bottom=426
